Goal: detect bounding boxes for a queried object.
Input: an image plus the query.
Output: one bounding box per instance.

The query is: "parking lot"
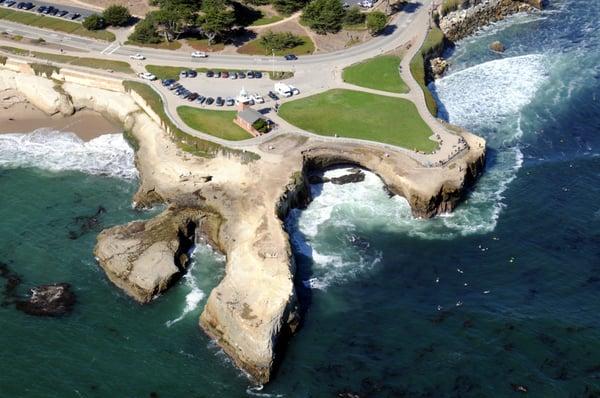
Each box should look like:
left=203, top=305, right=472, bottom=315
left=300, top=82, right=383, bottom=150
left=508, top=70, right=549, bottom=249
left=0, top=1, right=93, bottom=21
left=149, top=69, right=304, bottom=110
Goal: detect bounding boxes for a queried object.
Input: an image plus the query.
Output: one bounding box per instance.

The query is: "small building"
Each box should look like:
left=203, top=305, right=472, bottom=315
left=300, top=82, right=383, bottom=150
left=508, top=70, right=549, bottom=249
left=235, top=104, right=267, bottom=137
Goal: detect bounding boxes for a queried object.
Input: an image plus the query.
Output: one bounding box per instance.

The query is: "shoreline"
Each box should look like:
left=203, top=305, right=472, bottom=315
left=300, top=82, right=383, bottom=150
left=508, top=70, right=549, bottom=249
left=0, top=101, right=123, bottom=141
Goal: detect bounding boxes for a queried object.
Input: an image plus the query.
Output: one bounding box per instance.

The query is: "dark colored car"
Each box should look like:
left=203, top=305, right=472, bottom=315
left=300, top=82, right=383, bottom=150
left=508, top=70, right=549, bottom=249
left=205, top=70, right=214, bottom=78
left=187, top=93, right=199, bottom=101
left=238, top=72, right=245, bottom=79
left=161, top=79, right=175, bottom=86
left=253, top=71, right=262, bottom=78
left=268, top=91, right=279, bottom=100
left=205, top=97, right=214, bottom=105
left=169, top=83, right=181, bottom=90
left=246, top=71, right=254, bottom=79
left=58, top=10, right=68, bottom=17
left=284, top=54, right=298, bottom=61
left=221, top=71, right=229, bottom=78
left=186, top=69, right=197, bottom=78
left=215, top=97, right=224, bottom=106
left=5, top=1, right=16, bottom=6
left=196, top=96, right=206, bottom=105
left=70, top=13, right=81, bottom=20
left=37, top=5, right=47, bottom=12
left=50, top=8, right=59, bottom=15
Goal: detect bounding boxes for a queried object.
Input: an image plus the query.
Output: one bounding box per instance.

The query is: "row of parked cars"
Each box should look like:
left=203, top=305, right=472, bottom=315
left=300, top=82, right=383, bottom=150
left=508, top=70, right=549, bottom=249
left=205, top=70, right=263, bottom=79
left=0, top=0, right=82, bottom=19
left=161, top=77, right=269, bottom=107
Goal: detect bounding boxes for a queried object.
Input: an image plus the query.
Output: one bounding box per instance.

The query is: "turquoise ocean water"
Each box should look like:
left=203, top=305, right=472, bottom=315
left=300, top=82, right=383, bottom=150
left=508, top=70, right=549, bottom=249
left=1, top=0, right=600, bottom=396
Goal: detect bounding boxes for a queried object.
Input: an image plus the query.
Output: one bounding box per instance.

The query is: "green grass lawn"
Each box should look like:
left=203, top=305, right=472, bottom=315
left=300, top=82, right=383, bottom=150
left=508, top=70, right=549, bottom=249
left=177, top=106, right=253, bottom=141
left=342, top=55, right=408, bottom=94
left=237, top=35, right=315, bottom=56
left=278, top=89, right=437, bottom=152
left=0, top=45, right=133, bottom=73
left=125, top=40, right=182, bottom=50
left=250, top=14, right=283, bottom=26
left=0, top=9, right=115, bottom=41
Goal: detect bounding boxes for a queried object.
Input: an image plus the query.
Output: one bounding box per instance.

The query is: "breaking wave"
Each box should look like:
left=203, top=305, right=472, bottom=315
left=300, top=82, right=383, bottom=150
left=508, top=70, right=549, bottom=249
left=0, top=130, right=137, bottom=179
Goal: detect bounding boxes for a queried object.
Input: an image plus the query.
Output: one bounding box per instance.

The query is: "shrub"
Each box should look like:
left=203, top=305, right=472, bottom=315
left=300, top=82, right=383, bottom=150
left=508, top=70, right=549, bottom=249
left=344, top=6, right=365, bottom=26
left=366, top=11, right=387, bottom=35
left=82, top=14, right=106, bottom=31
left=259, top=31, right=304, bottom=52
left=103, top=5, right=132, bottom=27
left=129, top=18, right=162, bottom=44
left=252, top=118, right=270, bottom=134
left=273, top=0, right=307, bottom=15
left=441, top=0, right=461, bottom=16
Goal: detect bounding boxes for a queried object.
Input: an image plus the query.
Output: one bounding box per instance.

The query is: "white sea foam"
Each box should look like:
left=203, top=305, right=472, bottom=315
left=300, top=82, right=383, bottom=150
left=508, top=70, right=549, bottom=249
left=0, top=129, right=137, bottom=179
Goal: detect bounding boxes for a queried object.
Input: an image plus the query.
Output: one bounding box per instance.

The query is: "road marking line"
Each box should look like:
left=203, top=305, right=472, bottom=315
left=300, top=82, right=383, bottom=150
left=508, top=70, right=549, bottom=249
left=107, top=45, right=121, bottom=55
left=100, top=42, right=117, bottom=55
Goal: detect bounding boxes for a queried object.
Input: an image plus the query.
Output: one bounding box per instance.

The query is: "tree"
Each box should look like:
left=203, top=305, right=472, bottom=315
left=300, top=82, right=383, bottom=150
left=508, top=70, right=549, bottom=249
left=129, top=18, right=162, bottom=43
left=103, top=5, right=132, bottom=27
left=343, top=6, right=365, bottom=26
left=198, top=0, right=236, bottom=45
left=259, top=31, right=303, bottom=52
left=82, top=14, right=106, bottom=30
left=151, top=4, right=196, bottom=41
left=272, top=0, right=306, bottom=15
left=366, top=11, right=387, bottom=35
left=301, top=0, right=345, bottom=34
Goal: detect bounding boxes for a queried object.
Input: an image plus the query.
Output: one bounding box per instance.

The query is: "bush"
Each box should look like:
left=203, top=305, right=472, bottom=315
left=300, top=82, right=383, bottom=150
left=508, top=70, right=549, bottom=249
left=440, top=0, right=461, bottom=16
left=129, top=18, right=162, bottom=44
left=366, top=11, right=386, bottom=35
left=82, top=14, right=106, bottom=31
left=103, top=5, right=132, bottom=27
left=252, top=118, right=270, bottom=134
left=301, top=0, right=345, bottom=34
left=273, top=0, right=307, bottom=15
left=344, top=6, right=365, bottom=26
left=259, top=31, right=304, bottom=52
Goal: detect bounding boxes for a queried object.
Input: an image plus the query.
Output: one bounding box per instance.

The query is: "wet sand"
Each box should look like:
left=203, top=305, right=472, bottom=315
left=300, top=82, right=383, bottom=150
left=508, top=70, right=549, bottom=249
left=0, top=102, right=123, bottom=141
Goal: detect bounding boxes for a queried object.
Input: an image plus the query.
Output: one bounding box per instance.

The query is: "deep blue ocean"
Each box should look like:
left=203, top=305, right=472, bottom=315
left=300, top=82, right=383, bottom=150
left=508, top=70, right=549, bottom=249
left=1, top=0, right=599, bottom=396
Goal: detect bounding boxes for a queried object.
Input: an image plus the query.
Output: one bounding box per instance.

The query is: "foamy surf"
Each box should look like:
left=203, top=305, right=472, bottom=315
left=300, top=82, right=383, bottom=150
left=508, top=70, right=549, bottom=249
left=166, top=247, right=206, bottom=327
left=0, top=129, right=137, bottom=179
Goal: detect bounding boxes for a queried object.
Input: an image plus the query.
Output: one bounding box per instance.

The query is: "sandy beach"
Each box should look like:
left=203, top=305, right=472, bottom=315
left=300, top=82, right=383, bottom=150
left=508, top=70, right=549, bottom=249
left=0, top=101, right=123, bottom=141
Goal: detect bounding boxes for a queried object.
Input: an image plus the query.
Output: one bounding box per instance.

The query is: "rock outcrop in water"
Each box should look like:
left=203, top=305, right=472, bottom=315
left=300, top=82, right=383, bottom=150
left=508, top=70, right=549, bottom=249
left=439, top=0, right=544, bottom=42
left=15, top=283, right=76, bottom=316
left=0, top=60, right=486, bottom=383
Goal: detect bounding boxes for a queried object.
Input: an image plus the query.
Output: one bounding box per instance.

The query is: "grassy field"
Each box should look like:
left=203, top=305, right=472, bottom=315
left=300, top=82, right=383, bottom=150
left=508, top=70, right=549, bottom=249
left=0, top=9, right=115, bottom=41
left=125, top=40, right=182, bottom=50
left=185, top=38, right=225, bottom=52
left=342, top=55, right=408, bottom=94
left=250, top=13, right=283, bottom=26
left=237, top=35, right=315, bottom=56
left=278, top=89, right=437, bottom=152
left=177, top=106, right=253, bottom=141
left=409, top=26, right=445, bottom=116
left=145, top=64, right=293, bottom=80
left=0, top=45, right=133, bottom=73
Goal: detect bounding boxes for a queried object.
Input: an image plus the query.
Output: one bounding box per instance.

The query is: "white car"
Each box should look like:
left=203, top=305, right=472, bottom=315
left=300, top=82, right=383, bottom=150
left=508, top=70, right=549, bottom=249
left=137, top=72, right=157, bottom=81
left=251, top=93, right=265, bottom=104
left=360, top=0, right=373, bottom=7
left=191, top=51, right=208, bottom=58
left=130, top=53, right=145, bottom=60
left=289, top=85, right=300, bottom=95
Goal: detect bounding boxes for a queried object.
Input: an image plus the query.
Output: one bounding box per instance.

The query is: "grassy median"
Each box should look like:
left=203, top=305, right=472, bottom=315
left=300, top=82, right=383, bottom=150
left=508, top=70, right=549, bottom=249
left=278, top=89, right=437, bottom=152
left=0, top=9, right=115, bottom=42
left=237, top=35, right=315, bottom=56
left=342, top=55, right=408, bottom=94
left=409, top=26, right=445, bottom=116
left=177, top=106, right=253, bottom=141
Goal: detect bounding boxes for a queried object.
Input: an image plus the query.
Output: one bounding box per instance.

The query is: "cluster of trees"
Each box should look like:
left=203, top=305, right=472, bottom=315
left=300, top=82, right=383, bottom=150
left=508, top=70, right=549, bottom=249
left=301, top=0, right=387, bottom=35
left=259, top=31, right=304, bottom=52
left=82, top=5, right=132, bottom=31
left=130, top=0, right=235, bottom=44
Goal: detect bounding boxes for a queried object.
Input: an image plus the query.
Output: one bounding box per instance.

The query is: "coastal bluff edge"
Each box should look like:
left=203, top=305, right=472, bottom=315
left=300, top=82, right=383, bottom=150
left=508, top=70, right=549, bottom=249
left=0, top=60, right=485, bottom=383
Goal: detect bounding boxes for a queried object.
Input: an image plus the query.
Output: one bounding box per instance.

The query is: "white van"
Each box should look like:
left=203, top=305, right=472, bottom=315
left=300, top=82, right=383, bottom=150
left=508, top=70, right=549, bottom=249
left=274, top=83, right=292, bottom=97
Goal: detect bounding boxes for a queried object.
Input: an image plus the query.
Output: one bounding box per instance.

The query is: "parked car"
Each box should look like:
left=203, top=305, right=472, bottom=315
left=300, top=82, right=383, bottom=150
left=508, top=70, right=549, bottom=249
left=179, top=70, right=188, bottom=78
left=169, top=83, right=181, bottom=90
left=246, top=71, right=254, bottom=79
left=284, top=54, right=298, bottom=61
left=205, top=70, right=214, bottom=78
left=268, top=91, right=279, bottom=100
left=229, top=72, right=237, bottom=80
left=70, top=13, right=81, bottom=20
left=187, top=93, right=199, bottom=101
left=289, top=85, right=300, bottom=95
left=215, top=97, right=224, bottom=106
left=186, top=69, right=197, bottom=78
left=58, top=10, right=68, bottom=17
left=214, top=71, right=221, bottom=78
left=161, top=79, right=175, bottom=86
left=253, top=71, right=263, bottom=78
left=196, top=96, right=206, bottom=105
left=225, top=97, right=235, bottom=106
left=191, top=51, right=208, bottom=58
left=137, top=72, right=157, bottom=81
left=221, top=71, right=229, bottom=78
left=238, top=72, right=246, bottom=79
left=37, top=6, right=47, bottom=12
left=251, top=93, right=265, bottom=104
left=130, top=53, right=145, bottom=60
left=205, top=97, right=215, bottom=105
left=5, top=1, right=16, bottom=6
